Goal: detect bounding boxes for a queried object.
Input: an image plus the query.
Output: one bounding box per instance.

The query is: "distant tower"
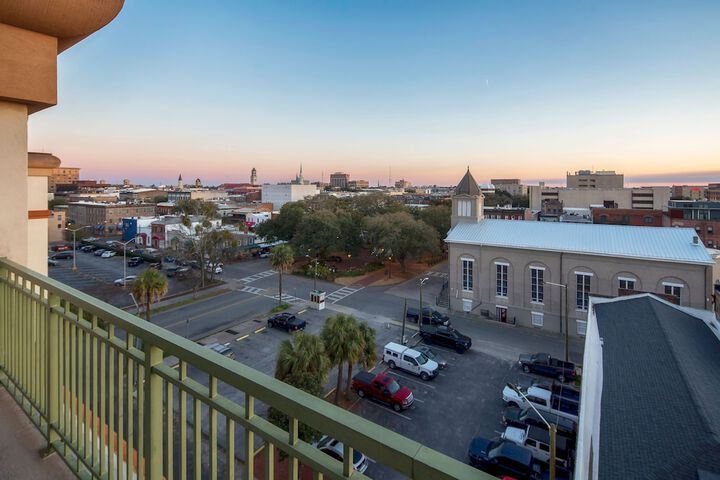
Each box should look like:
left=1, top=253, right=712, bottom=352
left=451, top=168, right=484, bottom=228
left=177, top=174, right=183, bottom=190
left=195, top=178, right=202, bottom=188
left=293, top=164, right=306, bottom=184
left=250, top=167, right=257, bottom=185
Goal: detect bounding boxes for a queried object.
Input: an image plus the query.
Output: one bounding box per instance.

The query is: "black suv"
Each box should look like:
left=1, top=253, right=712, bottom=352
left=420, top=325, right=471, bottom=353
left=50, top=252, right=73, bottom=260
left=267, top=313, right=306, bottom=332
left=468, top=437, right=537, bottom=480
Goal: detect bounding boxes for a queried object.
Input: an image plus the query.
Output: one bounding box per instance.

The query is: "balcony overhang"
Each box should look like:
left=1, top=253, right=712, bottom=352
left=0, top=0, right=124, bottom=113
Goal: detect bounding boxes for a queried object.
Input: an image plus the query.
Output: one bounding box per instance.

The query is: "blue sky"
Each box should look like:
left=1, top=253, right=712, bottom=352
left=28, top=0, right=720, bottom=186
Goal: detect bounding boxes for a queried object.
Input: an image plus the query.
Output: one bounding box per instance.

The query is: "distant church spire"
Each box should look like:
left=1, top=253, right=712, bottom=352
left=177, top=173, right=183, bottom=190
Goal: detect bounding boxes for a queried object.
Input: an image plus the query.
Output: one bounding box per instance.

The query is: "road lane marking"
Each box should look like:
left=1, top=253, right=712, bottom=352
left=254, top=327, right=266, bottom=334
left=236, top=334, right=249, bottom=341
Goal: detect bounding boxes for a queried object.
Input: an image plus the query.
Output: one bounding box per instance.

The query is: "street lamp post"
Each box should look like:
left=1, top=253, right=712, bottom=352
left=305, top=253, right=318, bottom=291
left=546, top=281, right=569, bottom=362
left=419, top=277, right=429, bottom=320
left=120, top=238, right=135, bottom=287
left=506, top=383, right=556, bottom=480
left=65, top=225, right=90, bottom=272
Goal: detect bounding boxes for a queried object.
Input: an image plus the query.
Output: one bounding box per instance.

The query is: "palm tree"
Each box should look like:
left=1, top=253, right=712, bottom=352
left=275, top=332, right=330, bottom=396
left=321, top=313, right=360, bottom=404
left=132, top=268, right=168, bottom=322
left=270, top=244, right=294, bottom=306
left=345, top=322, right=377, bottom=399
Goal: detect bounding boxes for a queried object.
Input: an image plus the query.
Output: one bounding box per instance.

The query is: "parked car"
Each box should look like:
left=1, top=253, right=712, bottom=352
left=80, top=245, right=96, bottom=252
left=101, top=251, right=117, bottom=258
left=502, top=425, right=573, bottom=469
left=502, top=384, right=579, bottom=422
left=127, top=257, right=144, bottom=267
left=81, top=237, right=98, bottom=242
left=204, top=342, right=236, bottom=360
left=48, top=258, right=59, bottom=267
left=383, top=342, right=439, bottom=380
left=351, top=371, right=414, bottom=412
left=527, top=378, right=581, bottom=402
left=94, top=249, right=107, bottom=256
left=502, top=406, right=577, bottom=439
left=258, top=252, right=270, bottom=259
left=206, top=264, right=223, bottom=274
left=148, top=261, right=162, bottom=270
left=314, top=436, right=369, bottom=474
left=51, top=244, right=72, bottom=252
left=50, top=252, right=73, bottom=260
left=420, top=324, right=471, bottom=353
left=468, top=437, right=537, bottom=480
left=267, top=312, right=306, bottom=332
left=163, top=256, right=176, bottom=263
left=113, top=275, right=137, bottom=286
left=415, top=345, right=448, bottom=369
left=406, top=307, right=450, bottom=326
left=174, top=266, right=191, bottom=278
left=518, top=353, right=576, bottom=383
left=165, top=266, right=180, bottom=277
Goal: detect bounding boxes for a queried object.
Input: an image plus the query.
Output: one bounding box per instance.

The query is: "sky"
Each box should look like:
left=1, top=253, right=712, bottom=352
left=28, top=0, right=720, bottom=187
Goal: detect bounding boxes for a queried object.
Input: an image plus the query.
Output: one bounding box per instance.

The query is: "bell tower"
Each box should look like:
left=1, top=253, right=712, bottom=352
left=451, top=168, right=484, bottom=228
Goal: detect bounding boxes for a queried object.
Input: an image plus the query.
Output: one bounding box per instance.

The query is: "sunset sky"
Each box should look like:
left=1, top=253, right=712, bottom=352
left=28, top=0, right=720, bottom=187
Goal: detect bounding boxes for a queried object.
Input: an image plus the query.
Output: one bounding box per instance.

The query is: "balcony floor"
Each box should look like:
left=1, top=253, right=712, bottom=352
left=0, top=387, right=75, bottom=480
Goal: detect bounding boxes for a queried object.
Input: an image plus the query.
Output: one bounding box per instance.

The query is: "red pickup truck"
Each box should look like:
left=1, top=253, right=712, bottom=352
left=351, top=372, right=414, bottom=412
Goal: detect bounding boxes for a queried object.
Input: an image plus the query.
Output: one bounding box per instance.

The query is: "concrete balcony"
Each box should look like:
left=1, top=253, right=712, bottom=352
left=0, top=257, right=489, bottom=479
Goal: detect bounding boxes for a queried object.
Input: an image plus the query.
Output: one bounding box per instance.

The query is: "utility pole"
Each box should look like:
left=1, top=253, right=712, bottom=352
left=401, top=298, right=408, bottom=345
left=419, top=277, right=429, bottom=322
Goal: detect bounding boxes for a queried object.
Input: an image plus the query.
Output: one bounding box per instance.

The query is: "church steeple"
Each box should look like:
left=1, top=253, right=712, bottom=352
left=451, top=167, right=484, bottom=227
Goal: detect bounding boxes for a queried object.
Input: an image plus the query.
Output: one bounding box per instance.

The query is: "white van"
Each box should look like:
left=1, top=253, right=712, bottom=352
left=383, top=342, right=439, bottom=381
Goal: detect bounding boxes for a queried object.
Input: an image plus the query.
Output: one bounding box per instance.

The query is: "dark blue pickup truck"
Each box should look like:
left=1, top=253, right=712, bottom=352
left=518, top=353, right=576, bottom=383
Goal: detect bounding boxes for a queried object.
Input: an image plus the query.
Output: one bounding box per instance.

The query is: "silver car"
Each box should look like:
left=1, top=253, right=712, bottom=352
left=315, top=436, right=369, bottom=473
left=416, top=345, right=448, bottom=369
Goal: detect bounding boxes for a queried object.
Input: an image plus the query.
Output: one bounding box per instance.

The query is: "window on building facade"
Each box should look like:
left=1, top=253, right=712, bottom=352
left=530, top=267, right=544, bottom=303
left=663, top=282, right=683, bottom=301
left=462, top=258, right=474, bottom=292
left=531, top=312, right=544, bottom=327
left=643, top=216, right=654, bottom=224
left=618, top=277, right=635, bottom=291
left=576, top=273, right=592, bottom=310
left=457, top=200, right=471, bottom=217
left=496, top=262, right=508, bottom=297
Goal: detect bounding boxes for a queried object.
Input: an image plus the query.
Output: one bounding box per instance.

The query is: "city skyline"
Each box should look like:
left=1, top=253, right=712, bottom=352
left=27, top=0, right=720, bottom=186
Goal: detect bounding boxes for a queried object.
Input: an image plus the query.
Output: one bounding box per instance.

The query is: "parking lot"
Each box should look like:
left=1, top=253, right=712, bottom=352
left=175, top=300, right=531, bottom=479
left=48, top=246, right=196, bottom=308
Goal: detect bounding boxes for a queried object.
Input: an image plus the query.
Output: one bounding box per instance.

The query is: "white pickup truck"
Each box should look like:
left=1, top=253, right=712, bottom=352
left=502, top=384, right=579, bottom=422
left=382, top=342, right=439, bottom=381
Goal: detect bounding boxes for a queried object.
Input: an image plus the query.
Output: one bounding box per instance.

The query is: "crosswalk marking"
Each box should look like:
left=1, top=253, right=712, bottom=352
left=266, top=293, right=304, bottom=305
left=240, top=285, right=265, bottom=295
left=238, top=270, right=277, bottom=284
left=326, top=285, right=364, bottom=304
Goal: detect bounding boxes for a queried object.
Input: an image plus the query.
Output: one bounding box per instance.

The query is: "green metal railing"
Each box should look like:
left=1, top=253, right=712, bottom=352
left=0, top=257, right=487, bottom=479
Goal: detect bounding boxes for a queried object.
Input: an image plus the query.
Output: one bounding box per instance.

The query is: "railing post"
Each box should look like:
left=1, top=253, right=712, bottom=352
left=143, top=341, right=163, bottom=480
left=46, top=291, right=61, bottom=449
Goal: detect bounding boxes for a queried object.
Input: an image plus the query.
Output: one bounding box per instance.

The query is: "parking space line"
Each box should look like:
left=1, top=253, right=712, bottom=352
left=413, top=398, right=424, bottom=403
left=388, top=371, right=437, bottom=389
left=254, top=327, right=266, bottom=334
left=236, top=334, right=249, bottom=341
left=365, top=402, right=412, bottom=420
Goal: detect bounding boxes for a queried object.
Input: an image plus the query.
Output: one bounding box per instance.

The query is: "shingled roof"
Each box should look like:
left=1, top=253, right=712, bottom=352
left=454, top=168, right=481, bottom=196
left=593, top=295, right=720, bottom=479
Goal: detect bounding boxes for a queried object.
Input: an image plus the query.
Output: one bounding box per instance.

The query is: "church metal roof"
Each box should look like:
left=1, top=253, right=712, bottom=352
left=446, top=219, right=714, bottom=265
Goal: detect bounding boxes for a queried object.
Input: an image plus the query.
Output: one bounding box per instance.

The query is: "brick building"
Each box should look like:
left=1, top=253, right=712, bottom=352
left=592, top=208, right=664, bottom=227
left=666, top=200, right=720, bottom=248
